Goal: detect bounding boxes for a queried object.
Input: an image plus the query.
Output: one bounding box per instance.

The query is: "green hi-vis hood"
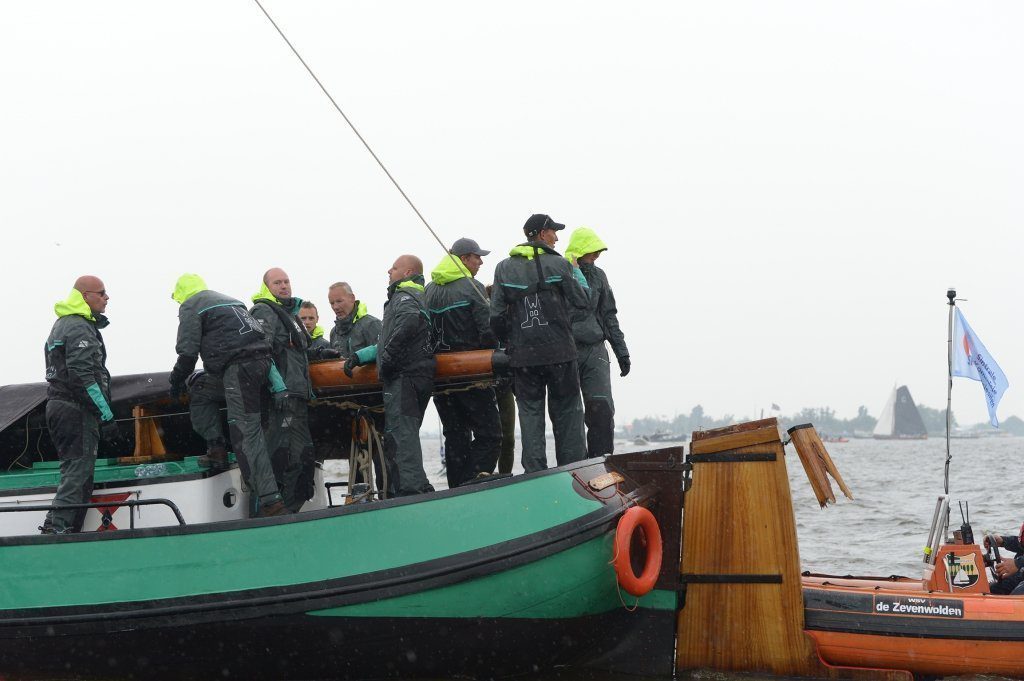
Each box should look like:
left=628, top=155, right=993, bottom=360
left=251, top=282, right=303, bottom=313
left=53, top=289, right=94, bottom=321
left=509, top=243, right=560, bottom=260
left=353, top=300, right=370, bottom=322
left=397, top=278, right=425, bottom=293
left=172, top=273, right=208, bottom=305
left=564, top=227, right=607, bottom=262
left=251, top=280, right=278, bottom=305
left=311, top=325, right=325, bottom=340
left=431, top=254, right=472, bottom=285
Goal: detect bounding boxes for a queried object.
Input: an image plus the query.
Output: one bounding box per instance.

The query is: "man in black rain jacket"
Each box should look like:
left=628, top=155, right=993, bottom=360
left=42, top=275, right=116, bottom=533
left=425, top=238, right=501, bottom=487
left=170, top=273, right=287, bottom=517
left=345, top=255, right=435, bottom=496
left=328, top=282, right=383, bottom=360
left=489, top=214, right=591, bottom=472
left=250, top=268, right=317, bottom=512
left=564, top=227, right=630, bottom=456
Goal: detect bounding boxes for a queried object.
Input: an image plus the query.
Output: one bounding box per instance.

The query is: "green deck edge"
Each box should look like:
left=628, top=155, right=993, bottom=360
left=0, top=472, right=604, bottom=610
left=0, top=455, right=223, bottom=491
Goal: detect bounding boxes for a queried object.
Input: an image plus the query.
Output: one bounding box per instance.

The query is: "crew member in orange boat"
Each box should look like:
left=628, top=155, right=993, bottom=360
left=985, top=526, right=1024, bottom=595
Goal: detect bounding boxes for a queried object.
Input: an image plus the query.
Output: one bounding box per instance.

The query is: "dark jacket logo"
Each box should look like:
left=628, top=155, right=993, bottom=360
left=521, top=294, right=548, bottom=329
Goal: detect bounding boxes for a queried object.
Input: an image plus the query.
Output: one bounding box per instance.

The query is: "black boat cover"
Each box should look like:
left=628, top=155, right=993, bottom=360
left=0, top=373, right=172, bottom=434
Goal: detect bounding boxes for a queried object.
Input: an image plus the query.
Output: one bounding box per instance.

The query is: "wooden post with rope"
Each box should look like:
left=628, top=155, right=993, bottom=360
left=676, top=419, right=906, bottom=681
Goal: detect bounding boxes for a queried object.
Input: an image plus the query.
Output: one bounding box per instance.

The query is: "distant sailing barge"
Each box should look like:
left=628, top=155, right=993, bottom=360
left=873, top=384, right=928, bottom=439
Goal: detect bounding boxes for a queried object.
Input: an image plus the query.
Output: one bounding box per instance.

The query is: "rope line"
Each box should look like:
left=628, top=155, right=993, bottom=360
left=251, top=0, right=489, bottom=305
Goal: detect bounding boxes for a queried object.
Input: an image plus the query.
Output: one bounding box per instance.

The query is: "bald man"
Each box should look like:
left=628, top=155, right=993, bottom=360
left=345, top=255, right=435, bottom=496
left=251, top=268, right=316, bottom=512
left=42, top=275, right=118, bottom=533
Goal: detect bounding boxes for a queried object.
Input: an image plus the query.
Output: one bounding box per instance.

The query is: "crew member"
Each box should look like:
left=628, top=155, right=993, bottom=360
left=485, top=283, right=516, bottom=476
left=186, top=370, right=229, bottom=470
left=299, top=301, right=338, bottom=359
left=489, top=214, right=591, bottom=472
left=345, top=255, right=435, bottom=496
left=41, top=276, right=118, bottom=533
left=328, top=282, right=382, bottom=359
left=251, top=268, right=316, bottom=512
left=425, top=238, right=501, bottom=487
left=986, top=528, right=1024, bottom=595
left=564, top=227, right=630, bottom=456
left=169, top=273, right=287, bottom=517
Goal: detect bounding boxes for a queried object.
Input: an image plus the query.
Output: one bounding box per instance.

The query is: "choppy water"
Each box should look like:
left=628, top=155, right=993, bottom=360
left=327, top=434, right=1024, bottom=680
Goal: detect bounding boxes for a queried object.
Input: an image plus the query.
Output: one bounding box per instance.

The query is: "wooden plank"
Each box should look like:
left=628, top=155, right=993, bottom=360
left=690, top=425, right=780, bottom=454
left=691, top=417, right=778, bottom=442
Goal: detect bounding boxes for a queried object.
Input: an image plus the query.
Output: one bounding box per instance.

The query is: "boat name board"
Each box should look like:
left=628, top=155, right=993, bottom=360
left=873, top=595, right=963, bottom=618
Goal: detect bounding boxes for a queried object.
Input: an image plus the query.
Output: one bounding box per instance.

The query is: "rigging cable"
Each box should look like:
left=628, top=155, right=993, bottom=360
left=251, top=0, right=489, bottom=304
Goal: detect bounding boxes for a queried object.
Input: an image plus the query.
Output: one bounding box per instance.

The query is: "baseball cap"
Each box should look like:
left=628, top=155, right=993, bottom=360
left=450, top=237, right=490, bottom=257
left=523, top=214, right=565, bottom=237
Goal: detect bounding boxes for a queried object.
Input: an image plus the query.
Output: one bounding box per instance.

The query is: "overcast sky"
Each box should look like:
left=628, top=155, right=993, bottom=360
left=2, top=1, right=1021, bottom=428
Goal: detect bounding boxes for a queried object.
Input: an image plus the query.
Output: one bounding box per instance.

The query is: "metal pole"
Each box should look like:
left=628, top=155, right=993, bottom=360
left=945, top=288, right=955, bottom=495
left=944, top=287, right=956, bottom=541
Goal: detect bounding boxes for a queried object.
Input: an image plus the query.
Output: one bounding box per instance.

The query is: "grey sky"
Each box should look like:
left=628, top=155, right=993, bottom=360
left=2, top=2, right=1021, bottom=427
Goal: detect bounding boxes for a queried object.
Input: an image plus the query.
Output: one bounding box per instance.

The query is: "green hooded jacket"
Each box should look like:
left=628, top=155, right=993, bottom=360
left=170, top=274, right=276, bottom=382
left=44, top=289, right=113, bottom=420
left=563, top=227, right=608, bottom=262
left=563, top=229, right=629, bottom=360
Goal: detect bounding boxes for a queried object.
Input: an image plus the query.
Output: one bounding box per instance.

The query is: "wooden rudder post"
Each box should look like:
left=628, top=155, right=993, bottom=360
left=677, top=418, right=823, bottom=676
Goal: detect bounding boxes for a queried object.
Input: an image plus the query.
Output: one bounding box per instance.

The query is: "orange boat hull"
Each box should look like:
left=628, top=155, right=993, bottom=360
left=804, top=583, right=1024, bottom=677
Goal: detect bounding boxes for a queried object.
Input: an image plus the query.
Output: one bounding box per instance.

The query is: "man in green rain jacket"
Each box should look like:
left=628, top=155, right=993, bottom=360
left=489, top=214, right=591, bottom=472
left=250, top=268, right=317, bottom=512
left=42, top=276, right=117, bottom=533
left=425, top=238, right=501, bottom=487
left=345, top=255, right=435, bottom=497
left=564, top=227, right=630, bottom=456
left=170, top=273, right=288, bottom=517
left=328, top=282, right=382, bottom=359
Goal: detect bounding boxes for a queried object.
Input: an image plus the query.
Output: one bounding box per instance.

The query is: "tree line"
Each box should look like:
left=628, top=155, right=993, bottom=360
left=628, top=403, right=963, bottom=438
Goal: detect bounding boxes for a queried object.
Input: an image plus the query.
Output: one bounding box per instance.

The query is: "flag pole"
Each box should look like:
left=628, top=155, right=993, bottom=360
left=945, top=287, right=956, bottom=499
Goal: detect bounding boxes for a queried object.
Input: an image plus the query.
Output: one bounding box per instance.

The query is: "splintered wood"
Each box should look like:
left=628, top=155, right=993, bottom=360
left=787, top=424, right=853, bottom=508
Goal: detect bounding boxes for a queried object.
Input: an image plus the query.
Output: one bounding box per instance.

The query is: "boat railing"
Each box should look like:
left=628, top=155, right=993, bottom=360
left=923, top=494, right=949, bottom=564
left=0, top=498, right=186, bottom=529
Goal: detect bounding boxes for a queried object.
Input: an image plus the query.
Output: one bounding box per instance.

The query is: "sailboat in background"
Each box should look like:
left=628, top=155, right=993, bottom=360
left=872, top=384, right=928, bottom=440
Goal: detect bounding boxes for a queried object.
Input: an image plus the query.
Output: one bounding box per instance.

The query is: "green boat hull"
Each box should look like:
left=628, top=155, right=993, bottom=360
left=0, top=452, right=684, bottom=679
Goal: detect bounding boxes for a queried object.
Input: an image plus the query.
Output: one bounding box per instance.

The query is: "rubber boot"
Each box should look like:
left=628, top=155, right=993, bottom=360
left=199, top=440, right=230, bottom=472
left=258, top=500, right=289, bottom=517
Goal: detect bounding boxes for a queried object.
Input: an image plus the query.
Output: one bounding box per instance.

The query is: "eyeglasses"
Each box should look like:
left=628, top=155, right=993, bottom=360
left=83, top=290, right=108, bottom=298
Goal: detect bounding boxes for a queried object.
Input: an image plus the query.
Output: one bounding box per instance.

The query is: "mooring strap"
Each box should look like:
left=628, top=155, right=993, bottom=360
left=687, top=451, right=776, bottom=463
left=680, top=573, right=783, bottom=584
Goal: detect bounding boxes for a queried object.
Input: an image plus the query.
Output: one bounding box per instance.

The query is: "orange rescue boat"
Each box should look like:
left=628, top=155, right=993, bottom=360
left=803, top=541, right=1024, bottom=678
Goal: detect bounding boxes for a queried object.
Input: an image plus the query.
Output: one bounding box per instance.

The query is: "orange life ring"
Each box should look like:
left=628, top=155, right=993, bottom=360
left=613, top=505, right=663, bottom=597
